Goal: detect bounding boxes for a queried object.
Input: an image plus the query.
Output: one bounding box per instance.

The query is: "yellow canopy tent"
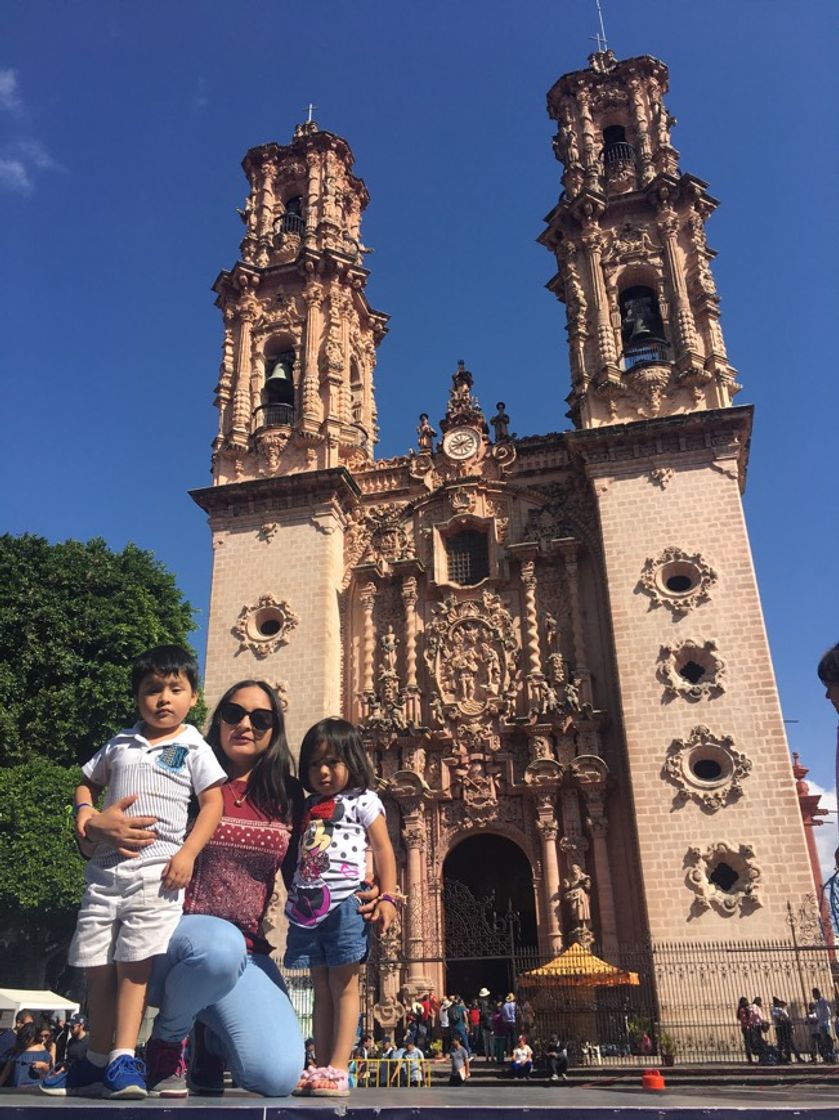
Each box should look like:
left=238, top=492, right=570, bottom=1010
left=517, top=942, right=640, bottom=989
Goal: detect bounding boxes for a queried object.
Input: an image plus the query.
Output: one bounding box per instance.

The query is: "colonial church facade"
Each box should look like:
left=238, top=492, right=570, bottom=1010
left=191, top=49, right=818, bottom=1004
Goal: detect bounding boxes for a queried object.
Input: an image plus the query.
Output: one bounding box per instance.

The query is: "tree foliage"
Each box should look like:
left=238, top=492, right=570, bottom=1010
left=0, top=759, right=84, bottom=913
left=0, top=534, right=204, bottom=768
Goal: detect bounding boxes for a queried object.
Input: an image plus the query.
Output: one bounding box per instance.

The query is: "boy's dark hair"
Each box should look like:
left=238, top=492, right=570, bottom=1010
left=299, top=717, right=375, bottom=793
left=131, top=645, right=199, bottom=694
left=817, top=644, right=839, bottom=685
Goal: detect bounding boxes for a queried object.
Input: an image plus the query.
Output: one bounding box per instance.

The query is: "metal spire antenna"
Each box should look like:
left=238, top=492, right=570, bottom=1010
left=305, top=103, right=318, bottom=123
left=591, top=0, right=609, bottom=52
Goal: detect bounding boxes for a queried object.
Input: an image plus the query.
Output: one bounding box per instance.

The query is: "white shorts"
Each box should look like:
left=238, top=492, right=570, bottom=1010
left=68, top=860, right=183, bottom=968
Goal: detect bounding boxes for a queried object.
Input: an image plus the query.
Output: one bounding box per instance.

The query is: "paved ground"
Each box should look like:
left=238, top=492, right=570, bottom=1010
left=0, top=1082, right=836, bottom=1117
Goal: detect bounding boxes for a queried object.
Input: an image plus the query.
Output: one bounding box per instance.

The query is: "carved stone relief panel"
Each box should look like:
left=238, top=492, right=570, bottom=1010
left=663, top=725, right=751, bottom=812
left=422, top=591, right=521, bottom=736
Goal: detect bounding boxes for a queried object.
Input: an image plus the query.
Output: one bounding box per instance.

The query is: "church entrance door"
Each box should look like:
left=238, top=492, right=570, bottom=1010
left=442, top=834, right=537, bottom=1000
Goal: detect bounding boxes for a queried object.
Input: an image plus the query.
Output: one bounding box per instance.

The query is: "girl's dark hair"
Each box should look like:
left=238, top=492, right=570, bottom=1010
left=14, top=1022, right=38, bottom=1054
left=206, top=680, right=295, bottom=819
left=817, top=644, right=839, bottom=685
left=299, top=717, right=375, bottom=793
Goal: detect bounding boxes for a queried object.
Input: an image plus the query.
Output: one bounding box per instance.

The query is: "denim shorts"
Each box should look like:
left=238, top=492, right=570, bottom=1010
left=284, top=894, right=370, bottom=969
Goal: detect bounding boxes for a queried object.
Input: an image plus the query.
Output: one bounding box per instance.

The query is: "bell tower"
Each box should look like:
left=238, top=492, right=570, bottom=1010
left=540, top=50, right=739, bottom=428
left=212, top=116, right=388, bottom=482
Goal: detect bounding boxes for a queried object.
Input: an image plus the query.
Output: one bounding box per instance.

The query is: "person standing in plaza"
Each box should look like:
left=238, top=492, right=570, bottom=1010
left=448, top=1036, right=470, bottom=1085
left=811, top=988, right=835, bottom=1062
left=478, top=987, right=493, bottom=1059
left=771, top=997, right=801, bottom=1063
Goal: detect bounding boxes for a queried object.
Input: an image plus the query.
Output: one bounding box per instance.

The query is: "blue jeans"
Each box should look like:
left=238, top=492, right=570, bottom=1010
left=148, top=915, right=304, bottom=1096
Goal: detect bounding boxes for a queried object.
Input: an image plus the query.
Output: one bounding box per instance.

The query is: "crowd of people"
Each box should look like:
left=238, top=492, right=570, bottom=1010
left=736, top=989, right=837, bottom=1065
left=0, top=1012, right=88, bottom=1089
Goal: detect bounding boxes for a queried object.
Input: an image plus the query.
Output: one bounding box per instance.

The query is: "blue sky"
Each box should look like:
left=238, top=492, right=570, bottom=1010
left=2, top=2, right=838, bottom=812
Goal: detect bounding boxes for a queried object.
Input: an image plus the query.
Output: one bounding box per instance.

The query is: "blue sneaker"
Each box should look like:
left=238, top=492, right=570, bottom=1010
left=39, top=1057, right=106, bottom=1097
left=103, top=1054, right=147, bottom=1099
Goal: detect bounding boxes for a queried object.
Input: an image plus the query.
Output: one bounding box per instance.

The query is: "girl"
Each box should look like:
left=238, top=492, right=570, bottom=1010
left=0, top=1022, right=52, bottom=1087
left=285, top=718, right=398, bottom=1097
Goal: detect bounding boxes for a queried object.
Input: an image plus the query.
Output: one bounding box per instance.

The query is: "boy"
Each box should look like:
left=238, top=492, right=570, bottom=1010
left=41, top=645, right=225, bottom=1099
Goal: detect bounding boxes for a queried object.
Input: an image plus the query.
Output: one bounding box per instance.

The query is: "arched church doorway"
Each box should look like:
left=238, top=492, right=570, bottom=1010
left=443, top=834, right=537, bottom=1001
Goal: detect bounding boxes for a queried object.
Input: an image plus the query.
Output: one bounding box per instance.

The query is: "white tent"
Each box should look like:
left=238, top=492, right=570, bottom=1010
left=0, top=989, right=79, bottom=1027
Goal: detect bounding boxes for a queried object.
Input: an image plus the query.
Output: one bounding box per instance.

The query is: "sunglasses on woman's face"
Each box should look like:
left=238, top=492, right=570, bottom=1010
left=219, top=701, right=275, bottom=734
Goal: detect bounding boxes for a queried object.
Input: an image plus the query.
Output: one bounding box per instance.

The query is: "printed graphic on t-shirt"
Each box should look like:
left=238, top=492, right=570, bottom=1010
left=156, top=745, right=189, bottom=773
left=286, top=788, right=383, bottom=927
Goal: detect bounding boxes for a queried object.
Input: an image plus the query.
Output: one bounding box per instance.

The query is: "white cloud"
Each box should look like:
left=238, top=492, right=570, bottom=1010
left=0, top=158, right=31, bottom=194
left=0, top=140, right=63, bottom=194
left=191, top=78, right=209, bottom=111
left=0, top=68, right=21, bottom=112
left=806, top=779, right=838, bottom=885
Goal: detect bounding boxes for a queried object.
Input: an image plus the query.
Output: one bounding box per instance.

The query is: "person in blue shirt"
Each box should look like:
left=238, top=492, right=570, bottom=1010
left=0, top=1022, right=52, bottom=1087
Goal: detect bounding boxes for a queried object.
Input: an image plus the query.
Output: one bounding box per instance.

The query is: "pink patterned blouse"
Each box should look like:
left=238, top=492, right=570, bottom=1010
left=184, top=778, right=293, bottom=954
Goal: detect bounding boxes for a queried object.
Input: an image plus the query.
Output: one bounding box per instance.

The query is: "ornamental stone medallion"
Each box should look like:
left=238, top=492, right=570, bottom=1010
left=232, top=594, right=300, bottom=659
left=685, top=841, right=762, bottom=916
left=657, top=637, right=726, bottom=702
left=638, top=546, right=717, bottom=617
left=663, top=725, right=751, bottom=812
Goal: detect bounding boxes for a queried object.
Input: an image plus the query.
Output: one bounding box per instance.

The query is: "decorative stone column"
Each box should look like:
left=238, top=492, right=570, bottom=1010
left=216, top=306, right=236, bottom=439
left=403, top=815, right=433, bottom=991
left=557, top=539, right=592, bottom=707
left=256, top=160, right=277, bottom=241
left=656, top=206, right=699, bottom=364
left=230, top=296, right=257, bottom=444
left=584, top=794, right=619, bottom=957
left=359, top=581, right=377, bottom=719
left=401, top=575, right=421, bottom=724
left=520, top=556, right=544, bottom=708
left=581, top=225, right=618, bottom=371
left=301, top=283, right=324, bottom=425
left=626, top=75, right=653, bottom=185
left=535, top=795, right=564, bottom=954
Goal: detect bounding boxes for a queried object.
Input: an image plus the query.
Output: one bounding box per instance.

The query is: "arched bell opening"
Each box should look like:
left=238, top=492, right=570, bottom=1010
left=602, top=123, right=635, bottom=173
left=259, top=338, right=296, bottom=427
left=279, top=194, right=305, bottom=236
left=442, top=834, right=537, bottom=1001
left=619, top=285, right=668, bottom=369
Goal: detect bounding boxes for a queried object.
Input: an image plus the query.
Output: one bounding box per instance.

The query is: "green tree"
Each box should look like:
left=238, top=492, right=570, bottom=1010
left=0, top=759, right=85, bottom=987
left=0, top=534, right=205, bottom=768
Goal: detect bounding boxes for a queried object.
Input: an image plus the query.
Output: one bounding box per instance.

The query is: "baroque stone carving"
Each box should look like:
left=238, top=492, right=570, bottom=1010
left=343, top=503, right=413, bottom=583
left=663, top=726, right=750, bottom=812
left=657, top=638, right=726, bottom=702
left=637, top=546, right=717, bottom=617
left=232, top=594, right=299, bottom=659
left=423, top=591, right=520, bottom=732
left=685, top=841, right=762, bottom=915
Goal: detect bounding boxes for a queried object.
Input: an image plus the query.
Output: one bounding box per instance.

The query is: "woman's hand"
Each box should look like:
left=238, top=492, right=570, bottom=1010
left=83, top=796, right=158, bottom=858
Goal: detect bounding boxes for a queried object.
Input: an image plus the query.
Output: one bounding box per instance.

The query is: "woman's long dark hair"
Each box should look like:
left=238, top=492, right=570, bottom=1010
left=206, top=680, right=295, bottom=820
left=13, top=1023, right=38, bottom=1055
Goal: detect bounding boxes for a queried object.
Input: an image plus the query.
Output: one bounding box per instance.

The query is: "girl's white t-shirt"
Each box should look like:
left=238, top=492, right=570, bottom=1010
left=285, top=787, right=384, bottom=927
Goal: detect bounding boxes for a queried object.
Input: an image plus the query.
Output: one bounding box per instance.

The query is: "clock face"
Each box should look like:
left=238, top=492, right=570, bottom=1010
left=443, top=427, right=481, bottom=461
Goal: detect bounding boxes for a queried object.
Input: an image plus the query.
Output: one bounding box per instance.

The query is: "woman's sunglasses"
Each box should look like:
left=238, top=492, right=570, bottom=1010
left=219, top=701, right=275, bottom=734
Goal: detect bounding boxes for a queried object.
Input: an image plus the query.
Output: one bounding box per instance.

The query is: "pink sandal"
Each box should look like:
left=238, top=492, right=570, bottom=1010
left=292, top=1066, right=324, bottom=1097
left=308, top=1065, right=350, bottom=1097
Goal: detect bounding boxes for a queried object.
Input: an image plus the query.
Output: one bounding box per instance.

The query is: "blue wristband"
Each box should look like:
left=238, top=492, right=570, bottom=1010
left=72, top=802, right=93, bottom=816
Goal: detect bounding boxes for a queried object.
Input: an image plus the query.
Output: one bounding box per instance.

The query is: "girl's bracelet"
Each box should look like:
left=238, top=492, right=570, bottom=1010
left=378, top=893, right=402, bottom=908
left=72, top=802, right=94, bottom=816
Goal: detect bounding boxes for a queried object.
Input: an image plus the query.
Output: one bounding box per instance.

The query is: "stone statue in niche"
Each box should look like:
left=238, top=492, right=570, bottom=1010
left=417, top=413, right=436, bottom=452
left=563, top=864, right=593, bottom=945
left=490, top=402, right=511, bottom=442
left=544, top=612, right=559, bottom=655
left=381, top=625, right=398, bottom=674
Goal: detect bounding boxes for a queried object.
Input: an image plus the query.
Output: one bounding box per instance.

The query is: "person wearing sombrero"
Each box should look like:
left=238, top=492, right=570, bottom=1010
left=478, top=988, right=493, bottom=1060
left=501, top=994, right=518, bottom=1057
